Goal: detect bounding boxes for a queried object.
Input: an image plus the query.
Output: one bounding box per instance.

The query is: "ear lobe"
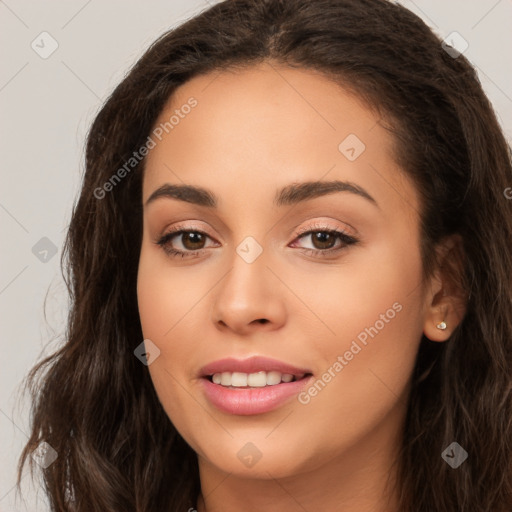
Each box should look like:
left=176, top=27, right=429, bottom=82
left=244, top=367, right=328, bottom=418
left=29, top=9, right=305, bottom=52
left=422, top=235, right=467, bottom=342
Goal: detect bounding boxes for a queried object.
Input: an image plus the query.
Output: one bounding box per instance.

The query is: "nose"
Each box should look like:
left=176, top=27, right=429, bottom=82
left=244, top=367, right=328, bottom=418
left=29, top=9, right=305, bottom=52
left=211, top=245, right=286, bottom=336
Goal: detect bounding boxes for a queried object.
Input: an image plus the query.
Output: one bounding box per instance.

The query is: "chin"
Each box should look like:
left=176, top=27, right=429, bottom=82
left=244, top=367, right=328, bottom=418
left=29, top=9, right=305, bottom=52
left=195, top=434, right=320, bottom=480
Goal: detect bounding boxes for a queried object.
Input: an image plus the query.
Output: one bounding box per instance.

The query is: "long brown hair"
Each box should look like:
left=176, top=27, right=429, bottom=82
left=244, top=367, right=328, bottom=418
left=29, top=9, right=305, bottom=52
left=17, top=0, right=512, bottom=510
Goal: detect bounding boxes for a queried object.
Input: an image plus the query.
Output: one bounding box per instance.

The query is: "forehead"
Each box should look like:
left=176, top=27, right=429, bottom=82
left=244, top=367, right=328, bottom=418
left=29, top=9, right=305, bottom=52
left=141, top=62, right=416, bottom=217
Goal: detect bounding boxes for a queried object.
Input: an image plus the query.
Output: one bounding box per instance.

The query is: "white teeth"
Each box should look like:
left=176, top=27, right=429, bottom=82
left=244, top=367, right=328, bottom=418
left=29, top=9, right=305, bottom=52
left=247, top=371, right=267, bottom=387
left=231, top=372, right=247, bottom=387
left=220, top=372, right=232, bottom=386
left=266, top=371, right=282, bottom=386
left=210, top=370, right=305, bottom=387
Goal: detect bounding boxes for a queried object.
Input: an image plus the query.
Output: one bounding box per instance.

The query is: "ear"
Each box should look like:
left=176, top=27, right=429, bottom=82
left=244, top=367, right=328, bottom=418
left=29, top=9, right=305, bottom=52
left=422, top=234, right=467, bottom=342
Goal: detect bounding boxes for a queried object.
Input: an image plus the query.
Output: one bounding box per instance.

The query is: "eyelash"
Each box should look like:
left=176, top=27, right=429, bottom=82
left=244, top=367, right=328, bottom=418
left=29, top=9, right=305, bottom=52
left=155, top=222, right=359, bottom=259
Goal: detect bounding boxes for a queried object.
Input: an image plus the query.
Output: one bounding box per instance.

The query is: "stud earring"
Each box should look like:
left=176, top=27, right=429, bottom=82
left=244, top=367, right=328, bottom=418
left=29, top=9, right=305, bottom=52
left=436, top=321, right=447, bottom=330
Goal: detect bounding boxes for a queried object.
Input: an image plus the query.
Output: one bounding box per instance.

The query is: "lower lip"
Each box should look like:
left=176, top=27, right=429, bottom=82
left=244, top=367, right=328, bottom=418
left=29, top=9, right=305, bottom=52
left=201, top=375, right=314, bottom=415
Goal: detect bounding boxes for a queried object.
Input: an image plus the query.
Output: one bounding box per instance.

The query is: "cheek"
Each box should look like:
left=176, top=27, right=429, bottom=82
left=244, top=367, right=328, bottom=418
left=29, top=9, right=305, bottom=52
left=137, top=245, right=209, bottom=343
left=300, top=294, right=423, bottom=462
left=136, top=249, right=202, bottom=401
left=295, top=241, right=425, bottom=441
left=136, top=252, right=211, bottom=443
left=286, top=235, right=423, bottom=360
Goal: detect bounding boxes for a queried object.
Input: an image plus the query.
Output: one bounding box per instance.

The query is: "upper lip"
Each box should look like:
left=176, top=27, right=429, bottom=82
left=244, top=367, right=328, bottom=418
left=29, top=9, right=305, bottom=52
left=199, top=356, right=313, bottom=377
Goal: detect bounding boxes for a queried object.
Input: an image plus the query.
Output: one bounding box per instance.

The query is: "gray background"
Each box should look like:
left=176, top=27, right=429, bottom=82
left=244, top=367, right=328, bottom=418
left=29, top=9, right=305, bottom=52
left=1, top=1, right=511, bottom=510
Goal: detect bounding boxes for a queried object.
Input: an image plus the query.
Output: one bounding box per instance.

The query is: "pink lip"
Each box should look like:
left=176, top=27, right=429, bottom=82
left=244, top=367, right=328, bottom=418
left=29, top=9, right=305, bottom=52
left=199, top=356, right=312, bottom=377
left=199, top=356, right=314, bottom=416
left=201, top=375, right=314, bottom=415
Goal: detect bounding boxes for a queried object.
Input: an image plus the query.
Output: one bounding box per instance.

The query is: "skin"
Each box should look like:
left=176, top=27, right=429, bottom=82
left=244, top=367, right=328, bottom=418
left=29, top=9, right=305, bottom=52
left=137, top=62, right=465, bottom=512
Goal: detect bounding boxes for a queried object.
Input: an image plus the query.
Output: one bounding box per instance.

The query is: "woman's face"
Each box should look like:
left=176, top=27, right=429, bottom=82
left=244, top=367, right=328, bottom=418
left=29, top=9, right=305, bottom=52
left=137, top=63, right=435, bottom=480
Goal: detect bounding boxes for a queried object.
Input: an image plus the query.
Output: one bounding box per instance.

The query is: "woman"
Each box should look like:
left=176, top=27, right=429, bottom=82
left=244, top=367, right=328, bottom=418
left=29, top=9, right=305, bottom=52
left=17, top=0, right=512, bottom=510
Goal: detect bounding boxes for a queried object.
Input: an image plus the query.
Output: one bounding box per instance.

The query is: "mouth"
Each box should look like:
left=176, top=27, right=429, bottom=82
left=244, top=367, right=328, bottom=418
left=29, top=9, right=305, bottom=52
left=198, top=356, right=314, bottom=415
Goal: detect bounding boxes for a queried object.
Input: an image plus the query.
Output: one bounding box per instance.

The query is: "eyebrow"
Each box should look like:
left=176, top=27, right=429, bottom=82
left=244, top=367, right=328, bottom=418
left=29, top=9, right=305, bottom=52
left=145, top=180, right=378, bottom=209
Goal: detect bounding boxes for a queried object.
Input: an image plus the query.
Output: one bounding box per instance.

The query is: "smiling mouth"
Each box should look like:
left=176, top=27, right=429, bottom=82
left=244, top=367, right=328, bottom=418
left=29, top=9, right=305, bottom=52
left=205, top=370, right=313, bottom=388
left=200, top=362, right=315, bottom=415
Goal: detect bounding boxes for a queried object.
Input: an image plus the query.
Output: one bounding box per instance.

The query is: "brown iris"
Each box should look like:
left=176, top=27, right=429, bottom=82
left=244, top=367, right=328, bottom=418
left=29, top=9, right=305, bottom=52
left=310, top=231, right=337, bottom=250
left=181, top=232, right=206, bottom=250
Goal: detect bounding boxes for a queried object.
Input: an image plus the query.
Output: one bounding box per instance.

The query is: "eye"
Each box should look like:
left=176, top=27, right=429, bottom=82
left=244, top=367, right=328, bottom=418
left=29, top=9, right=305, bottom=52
left=156, top=226, right=218, bottom=259
left=290, top=223, right=359, bottom=257
left=155, top=222, right=359, bottom=259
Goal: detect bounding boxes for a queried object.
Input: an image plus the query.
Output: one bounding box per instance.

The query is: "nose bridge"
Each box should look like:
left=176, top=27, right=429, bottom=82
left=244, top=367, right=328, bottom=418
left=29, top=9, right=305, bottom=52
left=221, top=235, right=271, bottom=309
left=212, top=234, right=285, bottom=332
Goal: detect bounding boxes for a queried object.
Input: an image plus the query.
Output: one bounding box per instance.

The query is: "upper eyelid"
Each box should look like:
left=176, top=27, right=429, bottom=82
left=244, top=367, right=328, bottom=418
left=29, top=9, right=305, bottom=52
left=295, top=221, right=354, bottom=236
left=161, top=221, right=352, bottom=238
